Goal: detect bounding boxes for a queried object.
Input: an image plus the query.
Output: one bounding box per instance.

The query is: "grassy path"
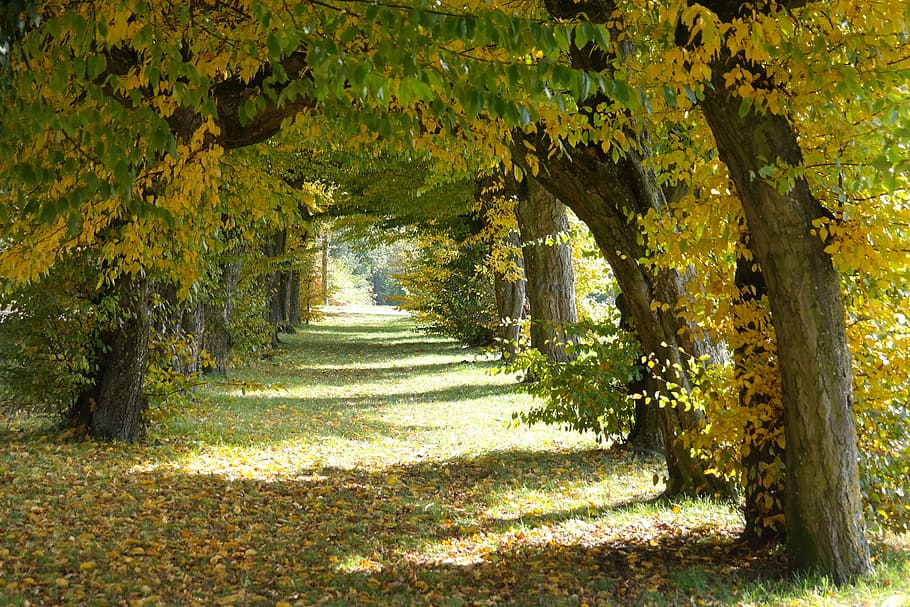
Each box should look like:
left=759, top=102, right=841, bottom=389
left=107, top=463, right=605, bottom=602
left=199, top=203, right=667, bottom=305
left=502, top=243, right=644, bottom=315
left=0, top=309, right=907, bottom=606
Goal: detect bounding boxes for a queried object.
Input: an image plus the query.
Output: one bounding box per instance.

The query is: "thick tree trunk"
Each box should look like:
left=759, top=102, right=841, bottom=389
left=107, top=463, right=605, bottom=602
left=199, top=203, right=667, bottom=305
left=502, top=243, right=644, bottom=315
left=70, top=275, right=151, bottom=442
left=516, top=179, right=578, bottom=363
left=701, top=53, right=870, bottom=581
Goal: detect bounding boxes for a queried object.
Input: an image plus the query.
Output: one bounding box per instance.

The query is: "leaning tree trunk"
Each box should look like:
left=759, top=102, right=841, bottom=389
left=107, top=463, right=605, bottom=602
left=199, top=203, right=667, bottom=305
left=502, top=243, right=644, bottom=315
left=616, top=293, right=663, bottom=453
left=70, top=275, right=152, bottom=442
left=527, top=0, right=728, bottom=496
left=701, top=50, right=870, bottom=581
left=523, top=134, right=727, bottom=496
left=516, top=179, right=578, bottom=363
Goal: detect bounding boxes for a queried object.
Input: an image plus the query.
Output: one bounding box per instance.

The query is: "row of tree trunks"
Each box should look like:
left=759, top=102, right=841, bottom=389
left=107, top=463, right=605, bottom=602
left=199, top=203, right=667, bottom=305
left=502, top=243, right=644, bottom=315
left=700, top=47, right=870, bottom=581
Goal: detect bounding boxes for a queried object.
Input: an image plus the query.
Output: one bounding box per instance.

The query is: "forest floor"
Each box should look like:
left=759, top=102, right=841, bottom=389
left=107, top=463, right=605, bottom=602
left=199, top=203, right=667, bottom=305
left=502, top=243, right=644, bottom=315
left=0, top=308, right=907, bottom=607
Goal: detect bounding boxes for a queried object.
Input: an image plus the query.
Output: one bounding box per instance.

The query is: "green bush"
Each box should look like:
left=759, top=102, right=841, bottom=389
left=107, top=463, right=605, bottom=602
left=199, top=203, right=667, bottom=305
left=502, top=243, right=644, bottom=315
left=502, top=318, right=643, bottom=444
left=0, top=262, right=114, bottom=421
left=397, top=237, right=498, bottom=347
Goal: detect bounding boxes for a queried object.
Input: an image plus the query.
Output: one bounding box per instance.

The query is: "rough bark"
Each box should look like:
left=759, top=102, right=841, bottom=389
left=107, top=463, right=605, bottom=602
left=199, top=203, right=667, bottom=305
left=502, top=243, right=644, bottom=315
left=701, top=51, right=870, bottom=581
left=69, top=275, right=151, bottom=442
left=516, top=179, right=578, bottom=363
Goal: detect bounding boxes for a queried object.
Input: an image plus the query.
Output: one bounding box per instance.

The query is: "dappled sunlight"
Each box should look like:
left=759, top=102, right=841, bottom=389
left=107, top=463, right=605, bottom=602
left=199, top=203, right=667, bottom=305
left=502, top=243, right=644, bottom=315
left=2, top=312, right=908, bottom=606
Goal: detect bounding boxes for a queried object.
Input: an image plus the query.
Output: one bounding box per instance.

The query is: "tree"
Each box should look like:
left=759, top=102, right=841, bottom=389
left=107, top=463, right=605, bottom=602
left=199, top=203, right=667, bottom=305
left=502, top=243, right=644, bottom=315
left=475, top=173, right=527, bottom=358
left=517, top=179, right=579, bottom=363
left=667, top=0, right=874, bottom=580
left=2, top=0, right=908, bottom=584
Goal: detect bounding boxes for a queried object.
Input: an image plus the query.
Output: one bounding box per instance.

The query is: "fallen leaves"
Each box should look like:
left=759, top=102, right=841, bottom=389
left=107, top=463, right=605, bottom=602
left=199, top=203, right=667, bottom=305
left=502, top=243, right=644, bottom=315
left=0, top=312, right=906, bottom=606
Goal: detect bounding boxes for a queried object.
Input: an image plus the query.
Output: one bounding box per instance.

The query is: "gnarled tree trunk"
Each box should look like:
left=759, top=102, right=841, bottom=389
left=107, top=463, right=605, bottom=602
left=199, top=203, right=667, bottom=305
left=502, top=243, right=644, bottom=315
left=701, top=49, right=870, bottom=581
left=69, top=275, right=151, bottom=442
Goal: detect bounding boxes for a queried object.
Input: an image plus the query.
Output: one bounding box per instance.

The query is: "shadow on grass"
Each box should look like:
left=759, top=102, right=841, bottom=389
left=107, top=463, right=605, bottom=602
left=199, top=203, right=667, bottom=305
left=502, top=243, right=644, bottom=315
left=0, top=444, right=805, bottom=607
left=282, top=361, right=498, bottom=388
left=187, top=380, right=516, bottom=447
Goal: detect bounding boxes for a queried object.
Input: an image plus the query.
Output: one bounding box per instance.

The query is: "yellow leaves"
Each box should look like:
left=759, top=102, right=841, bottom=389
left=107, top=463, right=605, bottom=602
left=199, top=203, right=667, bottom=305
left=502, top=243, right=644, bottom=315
left=215, top=589, right=246, bottom=605
left=79, top=561, right=96, bottom=571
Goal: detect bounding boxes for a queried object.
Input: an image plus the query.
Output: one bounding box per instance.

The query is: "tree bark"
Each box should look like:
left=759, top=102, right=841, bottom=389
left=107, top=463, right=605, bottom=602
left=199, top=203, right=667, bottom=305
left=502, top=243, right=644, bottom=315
left=701, top=51, right=870, bottom=581
left=69, top=275, right=151, bottom=442
left=516, top=179, right=578, bottom=363
left=204, top=258, right=241, bottom=375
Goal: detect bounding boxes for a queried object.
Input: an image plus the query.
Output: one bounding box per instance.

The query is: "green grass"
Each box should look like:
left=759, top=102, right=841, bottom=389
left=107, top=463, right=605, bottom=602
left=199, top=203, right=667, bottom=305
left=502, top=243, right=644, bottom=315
left=0, top=308, right=907, bottom=606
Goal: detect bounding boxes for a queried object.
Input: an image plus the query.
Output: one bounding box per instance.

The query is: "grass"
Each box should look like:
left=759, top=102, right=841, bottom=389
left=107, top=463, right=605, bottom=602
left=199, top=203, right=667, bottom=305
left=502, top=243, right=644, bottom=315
left=0, top=308, right=907, bottom=606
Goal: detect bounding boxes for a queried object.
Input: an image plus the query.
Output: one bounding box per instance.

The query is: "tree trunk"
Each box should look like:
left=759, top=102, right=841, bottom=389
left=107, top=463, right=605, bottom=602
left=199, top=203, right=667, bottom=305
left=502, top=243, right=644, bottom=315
left=264, top=229, right=288, bottom=347
left=516, top=179, right=578, bottom=363
left=204, top=258, right=241, bottom=375
left=321, top=234, right=329, bottom=306
left=492, top=240, right=526, bottom=359
left=70, top=275, right=151, bottom=442
left=179, top=301, right=205, bottom=374
left=476, top=172, right=528, bottom=358
left=286, top=270, right=301, bottom=327
left=524, top=137, right=727, bottom=496
left=701, top=52, right=870, bottom=581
